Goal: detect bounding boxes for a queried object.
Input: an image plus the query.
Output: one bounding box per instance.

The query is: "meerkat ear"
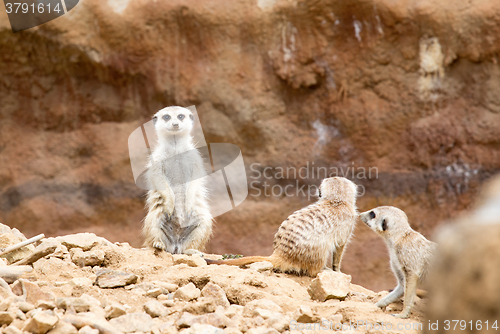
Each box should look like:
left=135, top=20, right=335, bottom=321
left=189, top=114, right=194, bottom=120
left=152, top=116, right=158, bottom=125
left=317, top=188, right=322, bottom=198
left=382, top=219, right=388, bottom=231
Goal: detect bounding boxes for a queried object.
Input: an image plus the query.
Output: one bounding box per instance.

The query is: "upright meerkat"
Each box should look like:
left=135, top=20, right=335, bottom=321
left=359, top=206, right=436, bottom=319
left=206, top=177, right=358, bottom=276
left=143, top=106, right=213, bottom=254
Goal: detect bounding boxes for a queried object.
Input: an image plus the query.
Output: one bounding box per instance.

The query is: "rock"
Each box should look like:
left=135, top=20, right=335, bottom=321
left=70, top=248, right=105, bottom=267
left=224, top=305, right=244, bottom=318
left=183, top=298, right=217, bottom=314
left=36, top=300, right=56, bottom=310
left=17, top=301, right=35, bottom=313
left=0, top=298, right=14, bottom=312
left=95, top=269, right=138, bottom=288
left=46, top=321, right=78, bottom=334
left=177, top=312, right=229, bottom=329
left=247, top=262, right=273, bottom=272
left=265, top=313, right=289, bottom=332
left=0, top=311, right=14, bottom=325
left=23, top=311, right=58, bottom=334
left=145, top=287, right=164, bottom=298
left=293, top=305, right=317, bottom=323
left=3, top=325, right=23, bottom=334
left=161, top=299, right=175, bottom=307
left=0, top=233, right=34, bottom=264
left=15, top=239, right=59, bottom=266
left=109, top=313, right=153, bottom=333
left=224, top=328, right=243, bottom=334
left=173, top=254, right=207, bottom=267
left=56, top=297, right=91, bottom=313
left=201, top=282, right=230, bottom=308
left=143, top=300, right=169, bottom=317
left=19, top=279, right=55, bottom=304
left=174, top=283, right=201, bottom=301
left=56, top=233, right=110, bottom=251
left=308, top=271, right=351, bottom=301
left=243, top=299, right=282, bottom=317
left=78, top=325, right=99, bottom=334
left=184, top=323, right=225, bottom=334
left=105, top=303, right=127, bottom=319
left=246, top=327, right=280, bottom=334
left=69, top=277, right=94, bottom=288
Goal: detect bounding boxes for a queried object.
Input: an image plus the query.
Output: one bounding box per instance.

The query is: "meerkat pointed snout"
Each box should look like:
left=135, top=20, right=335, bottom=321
left=360, top=206, right=436, bottom=319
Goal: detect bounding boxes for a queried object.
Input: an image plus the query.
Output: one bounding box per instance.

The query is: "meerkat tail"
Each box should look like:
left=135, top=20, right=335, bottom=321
left=205, top=256, right=273, bottom=266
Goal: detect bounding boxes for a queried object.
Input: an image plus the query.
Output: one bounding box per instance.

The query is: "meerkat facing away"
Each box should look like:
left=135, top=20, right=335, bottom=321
left=206, top=177, right=358, bottom=276
left=359, top=206, right=436, bottom=319
left=143, top=106, right=213, bottom=254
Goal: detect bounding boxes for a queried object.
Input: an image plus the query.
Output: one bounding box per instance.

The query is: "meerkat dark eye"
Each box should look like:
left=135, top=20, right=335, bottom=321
left=382, top=219, right=388, bottom=231
left=152, top=116, right=158, bottom=125
left=369, top=211, right=376, bottom=219
left=177, top=114, right=185, bottom=120
left=162, top=114, right=171, bottom=121
left=189, top=114, right=194, bottom=120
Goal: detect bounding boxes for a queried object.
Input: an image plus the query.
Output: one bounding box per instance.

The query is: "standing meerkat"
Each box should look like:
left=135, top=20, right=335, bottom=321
left=206, top=177, right=358, bottom=276
left=359, top=206, right=436, bottom=319
left=143, top=106, right=213, bottom=254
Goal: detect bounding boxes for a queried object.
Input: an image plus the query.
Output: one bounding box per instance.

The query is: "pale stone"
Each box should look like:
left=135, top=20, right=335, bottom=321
left=173, top=254, right=207, bottom=267
left=95, top=269, right=138, bottom=288
left=243, top=299, right=282, bottom=317
left=23, top=311, right=58, bottom=334
left=201, top=282, right=230, bottom=308
left=143, top=300, right=169, bottom=317
left=46, top=321, right=78, bottom=334
left=105, top=303, right=126, bottom=319
left=308, top=271, right=351, bottom=301
left=173, top=283, right=201, bottom=301
left=109, top=313, right=153, bottom=333
left=56, top=233, right=111, bottom=251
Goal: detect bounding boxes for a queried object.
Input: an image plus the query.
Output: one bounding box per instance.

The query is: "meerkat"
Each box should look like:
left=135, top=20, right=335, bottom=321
left=142, top=106, right=213, bottom=254
left=206, top=177, right=358, bottom=276
left=359, top=206, right=436, bottom=319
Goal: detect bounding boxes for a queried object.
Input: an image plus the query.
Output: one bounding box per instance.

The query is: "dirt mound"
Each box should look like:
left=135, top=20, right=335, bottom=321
left=0, top=226, right=425, bottom=334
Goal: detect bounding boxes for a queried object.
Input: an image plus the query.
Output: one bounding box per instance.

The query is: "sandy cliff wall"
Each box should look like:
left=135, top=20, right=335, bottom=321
left=0, top=0, right=499, bottom=290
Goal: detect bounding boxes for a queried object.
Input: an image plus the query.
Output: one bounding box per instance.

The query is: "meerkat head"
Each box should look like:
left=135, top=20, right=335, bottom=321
left=318, top=177, right=358, bottom=206
left=359, top=206, right=410, bottom=238
left=152, top=106, right=194, bottom=137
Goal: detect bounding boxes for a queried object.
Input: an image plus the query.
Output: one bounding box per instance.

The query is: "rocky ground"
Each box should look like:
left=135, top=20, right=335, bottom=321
left=0, top=225, right=425, bottom=334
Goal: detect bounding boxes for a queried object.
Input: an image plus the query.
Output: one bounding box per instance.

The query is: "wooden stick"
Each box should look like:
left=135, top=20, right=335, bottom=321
left=0, top=234, right=44, bottom=257
left=0, top=266, right=33, bottom=283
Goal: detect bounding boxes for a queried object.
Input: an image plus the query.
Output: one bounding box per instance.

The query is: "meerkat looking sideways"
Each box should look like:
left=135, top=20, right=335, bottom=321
left=143, top=106, right=213, bottom=254
left=206, top=177, right=358, bottom=276
left=359, top=206, right=436, bottom=319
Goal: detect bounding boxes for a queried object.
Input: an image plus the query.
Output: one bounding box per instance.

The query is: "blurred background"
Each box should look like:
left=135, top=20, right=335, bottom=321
left=0, top=0, right=499, bottom=292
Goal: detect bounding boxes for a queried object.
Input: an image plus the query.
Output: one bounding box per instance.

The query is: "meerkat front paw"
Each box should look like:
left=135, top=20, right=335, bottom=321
left=153, top=240, right=166, bottom=250
left=375, top=301, right=388, bottom=310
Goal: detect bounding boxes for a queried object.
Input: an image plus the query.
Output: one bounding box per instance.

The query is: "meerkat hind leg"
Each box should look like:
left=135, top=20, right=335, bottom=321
left=393, top=272, right=419, bottom=319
